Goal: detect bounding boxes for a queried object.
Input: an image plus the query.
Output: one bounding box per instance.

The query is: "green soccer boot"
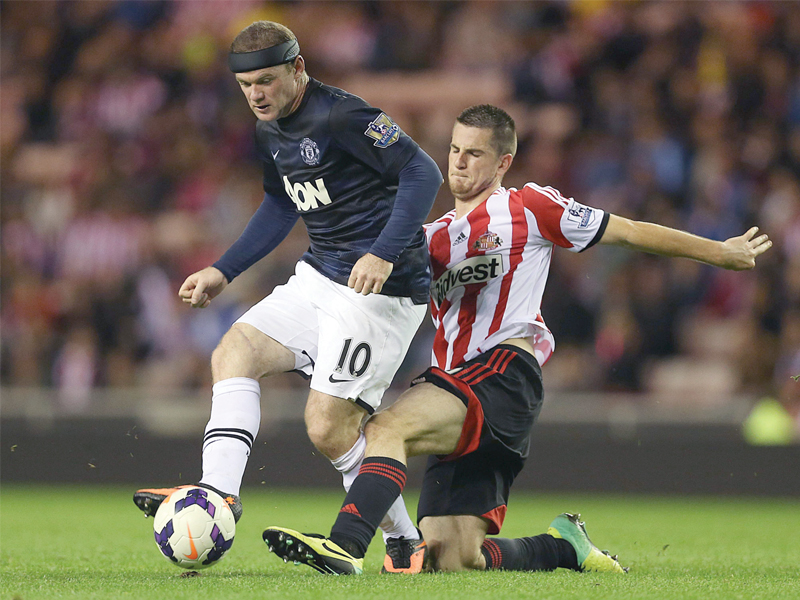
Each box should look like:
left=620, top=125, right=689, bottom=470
left=547, top=513, right=627, bottom=573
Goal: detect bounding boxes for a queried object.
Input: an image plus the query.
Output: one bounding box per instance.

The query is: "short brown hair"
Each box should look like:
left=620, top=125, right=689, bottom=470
left=456, top=104, right=517, bottom=157
left=231, top=21, right=296, bottom=53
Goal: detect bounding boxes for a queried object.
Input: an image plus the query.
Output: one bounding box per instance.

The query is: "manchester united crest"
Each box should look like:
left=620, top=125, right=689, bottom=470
left=300, top=137, right=320, bottom=165
left=473, top=231, right=502, bottom=251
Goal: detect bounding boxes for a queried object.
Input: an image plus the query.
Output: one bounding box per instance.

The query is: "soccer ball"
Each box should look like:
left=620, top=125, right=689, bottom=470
left=153, top=486, right=236, bottom=569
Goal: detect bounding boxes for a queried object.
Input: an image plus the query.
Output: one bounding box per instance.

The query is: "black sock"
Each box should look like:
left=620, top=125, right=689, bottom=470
left=481, top=535, right=579, bottom=571
left=329, top=457, right=407, bottom=559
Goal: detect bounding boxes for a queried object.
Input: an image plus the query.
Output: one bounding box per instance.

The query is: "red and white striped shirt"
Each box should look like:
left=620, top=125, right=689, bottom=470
left=424, top=183, right=607, bottom=370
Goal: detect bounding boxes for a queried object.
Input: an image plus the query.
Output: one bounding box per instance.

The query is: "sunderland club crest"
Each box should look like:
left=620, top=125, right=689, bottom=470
left=473, top=231, right=502, bottom=251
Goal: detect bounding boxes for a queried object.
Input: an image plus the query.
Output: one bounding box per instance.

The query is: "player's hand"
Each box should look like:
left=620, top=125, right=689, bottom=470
left=178, top=266, right=228, bottom=308
left=719, top=227, right=772, bottom=270
left=348, top=253, right=393, bottom=296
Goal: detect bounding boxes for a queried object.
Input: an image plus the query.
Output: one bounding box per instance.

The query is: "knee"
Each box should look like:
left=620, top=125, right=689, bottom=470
left=428, top=540, right=484, bottom=572
left=211, top=326, right=257, bottom=380
left=306, top=416, right=358, bottom=459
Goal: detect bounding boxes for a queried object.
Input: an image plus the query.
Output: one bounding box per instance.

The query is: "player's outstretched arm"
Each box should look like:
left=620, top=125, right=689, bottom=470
left=178, top=266, right=229, bottom=308
left=599, top=214, right=772, bottom=270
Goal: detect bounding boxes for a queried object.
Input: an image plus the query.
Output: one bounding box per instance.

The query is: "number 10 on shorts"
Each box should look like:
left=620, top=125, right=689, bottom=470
left=335, top=338, right=372, bottom=378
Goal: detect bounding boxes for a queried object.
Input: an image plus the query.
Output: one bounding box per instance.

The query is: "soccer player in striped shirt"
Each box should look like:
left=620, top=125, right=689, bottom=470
left=263, top=105, right=772, bottom=575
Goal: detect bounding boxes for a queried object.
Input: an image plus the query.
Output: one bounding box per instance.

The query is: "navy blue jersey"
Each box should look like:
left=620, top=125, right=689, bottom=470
left=256, top=78, right=431, bottom=303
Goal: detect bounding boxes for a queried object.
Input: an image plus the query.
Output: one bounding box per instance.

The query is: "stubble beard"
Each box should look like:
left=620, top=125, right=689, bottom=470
left=449, top=174, right=494, bottom=202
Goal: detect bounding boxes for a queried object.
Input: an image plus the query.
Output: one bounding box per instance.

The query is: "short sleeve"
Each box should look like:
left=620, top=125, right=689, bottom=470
left=520, top=183, right=608, bottom=252
left=329, top=97, right=419, bottom=180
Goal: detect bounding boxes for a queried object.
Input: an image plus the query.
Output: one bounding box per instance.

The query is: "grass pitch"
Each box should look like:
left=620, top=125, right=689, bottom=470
left=1, top=485, right=799, bottom=600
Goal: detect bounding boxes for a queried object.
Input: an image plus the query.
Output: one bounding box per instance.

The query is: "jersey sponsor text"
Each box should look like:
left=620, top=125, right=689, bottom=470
left=283, top=176, right=332, bottom=211
left=432, top=254, right=504, bottom=305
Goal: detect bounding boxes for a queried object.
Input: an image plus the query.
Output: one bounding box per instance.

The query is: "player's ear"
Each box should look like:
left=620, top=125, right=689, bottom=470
left=292, top=55, right=305, bottom=77
left=497, top=153, right=513, bottom=177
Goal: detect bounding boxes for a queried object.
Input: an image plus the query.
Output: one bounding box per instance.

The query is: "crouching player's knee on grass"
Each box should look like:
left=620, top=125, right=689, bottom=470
left=419, top=516, right=488, bottom=572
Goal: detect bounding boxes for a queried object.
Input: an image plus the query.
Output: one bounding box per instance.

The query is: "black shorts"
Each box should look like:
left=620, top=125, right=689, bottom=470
left=414, top=345, right=543, bottom=534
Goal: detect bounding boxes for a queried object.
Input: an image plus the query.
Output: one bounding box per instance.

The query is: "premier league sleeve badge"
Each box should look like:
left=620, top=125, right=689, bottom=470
left=364, top=113, right=401, bottom=148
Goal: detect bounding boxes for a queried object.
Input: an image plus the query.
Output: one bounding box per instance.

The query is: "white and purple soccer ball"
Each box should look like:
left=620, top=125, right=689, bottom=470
left=153, top=486, right=236, bottom=570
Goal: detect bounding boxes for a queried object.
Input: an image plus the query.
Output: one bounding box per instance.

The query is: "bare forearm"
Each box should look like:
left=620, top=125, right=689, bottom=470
left=599, top=215, right=771, bottom=270
left=608, top=217, right=722, bottom=263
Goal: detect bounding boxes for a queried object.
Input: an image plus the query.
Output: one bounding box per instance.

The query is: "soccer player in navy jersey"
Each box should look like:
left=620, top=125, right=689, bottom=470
left=133, top=21, right=442, bottom=572
left=262, top=105, right=773, bottom=575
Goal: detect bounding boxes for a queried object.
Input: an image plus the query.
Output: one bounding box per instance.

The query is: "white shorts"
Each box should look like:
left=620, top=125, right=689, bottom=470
left=236, top=261, right=427, bottom=412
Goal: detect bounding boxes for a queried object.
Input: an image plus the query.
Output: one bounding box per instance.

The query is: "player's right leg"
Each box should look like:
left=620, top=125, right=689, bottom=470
left=134, top=268, right=319, bottom=521
left=133, top=483, right=243, bottom=522
left=133, top=324, right=296, bottom=521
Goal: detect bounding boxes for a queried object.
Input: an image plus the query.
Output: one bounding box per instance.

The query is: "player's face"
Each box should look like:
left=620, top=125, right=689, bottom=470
left=448, top=123, right=507, bottom=201
left=235, top=59, right=305, bottom=121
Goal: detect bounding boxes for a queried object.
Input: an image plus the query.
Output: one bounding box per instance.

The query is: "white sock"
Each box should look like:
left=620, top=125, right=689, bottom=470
left=378, top=496, right=420, bottom=541
left=332, top=432, right=366, bottom=492
left=331, top=432, right=420, bottom=542
left=199, top=377, right=261, bottom=496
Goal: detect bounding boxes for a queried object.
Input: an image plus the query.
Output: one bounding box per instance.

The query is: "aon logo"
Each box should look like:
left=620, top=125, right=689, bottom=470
left=283, top=176, right=332, bottom=211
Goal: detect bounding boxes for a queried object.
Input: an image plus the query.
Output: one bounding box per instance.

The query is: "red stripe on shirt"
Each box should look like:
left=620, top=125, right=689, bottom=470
left=520, top=185, right=572, bottom=248
left=432, top=298, right=451, bottom=368
left=428, top=217, right=455, bottom=281
left=488, top=190, right=530, bottom=336
left=428, top=219, right=454, bottom=367
left=450, top=202, right=492, bottom=367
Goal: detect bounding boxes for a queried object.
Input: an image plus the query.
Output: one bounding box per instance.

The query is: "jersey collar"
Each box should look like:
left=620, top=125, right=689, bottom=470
left=277, top=77, right=321, bottom=126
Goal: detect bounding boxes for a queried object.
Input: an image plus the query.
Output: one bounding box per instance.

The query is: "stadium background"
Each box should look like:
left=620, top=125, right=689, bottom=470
left=2, top=0, right=799, bottom=494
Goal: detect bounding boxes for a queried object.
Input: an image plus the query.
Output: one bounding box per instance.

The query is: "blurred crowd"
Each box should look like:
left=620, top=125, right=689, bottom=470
left=2, top=1, right=798, bottom=423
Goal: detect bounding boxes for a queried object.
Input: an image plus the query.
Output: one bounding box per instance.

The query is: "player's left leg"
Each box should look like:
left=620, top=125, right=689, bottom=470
left=304, top=390, right=366, bottom=460
left=263, top=382, right=467, bottom=574
left=303, top=264, right=428, bottom=563
left=324, top=382, right=467, bottom=562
